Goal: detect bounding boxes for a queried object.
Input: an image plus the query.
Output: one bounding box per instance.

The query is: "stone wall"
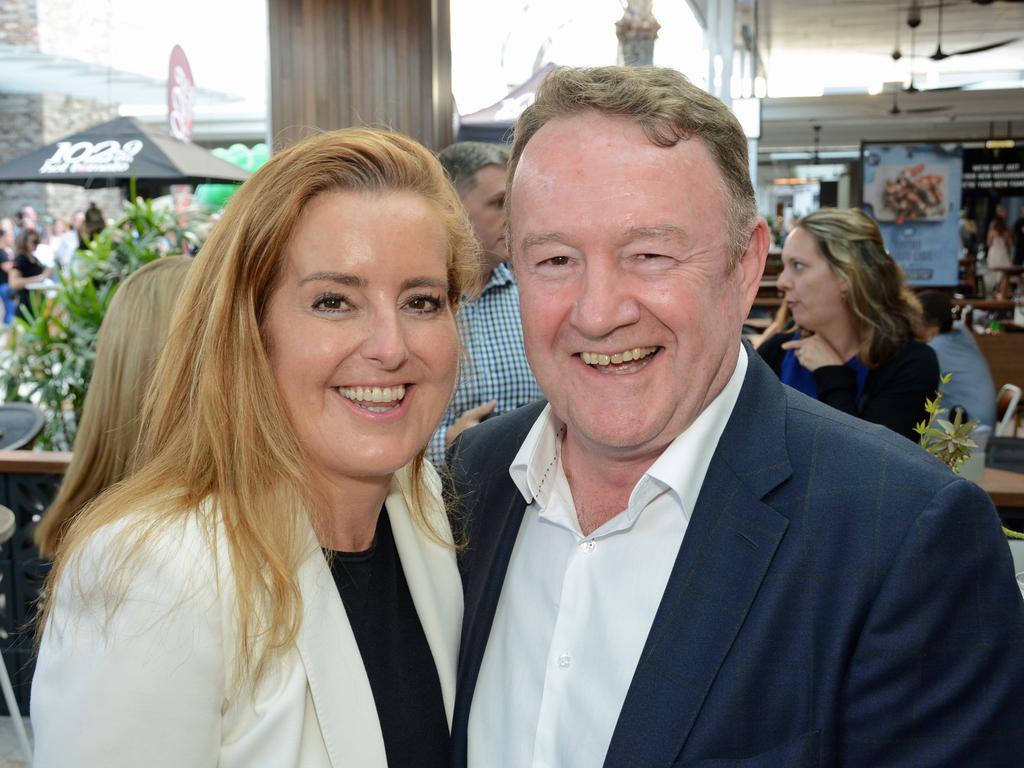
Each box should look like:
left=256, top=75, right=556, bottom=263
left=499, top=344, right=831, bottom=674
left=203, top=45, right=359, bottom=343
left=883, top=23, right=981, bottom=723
left=0, top=0, right=39, bottom=49
left=0, top=0, right=131, bottom=224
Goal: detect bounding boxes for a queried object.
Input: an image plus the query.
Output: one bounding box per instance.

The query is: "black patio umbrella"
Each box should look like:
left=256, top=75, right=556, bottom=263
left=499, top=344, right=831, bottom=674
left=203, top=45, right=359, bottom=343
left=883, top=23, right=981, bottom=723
left=0, top=116, right=250, bottom=189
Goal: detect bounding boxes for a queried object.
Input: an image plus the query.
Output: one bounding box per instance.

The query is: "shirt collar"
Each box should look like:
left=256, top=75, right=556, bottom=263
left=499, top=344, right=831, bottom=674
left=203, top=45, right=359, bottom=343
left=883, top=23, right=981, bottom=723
left=482, top=261, right=515, bottom=292
left=510, top=344, right=748, bottom=525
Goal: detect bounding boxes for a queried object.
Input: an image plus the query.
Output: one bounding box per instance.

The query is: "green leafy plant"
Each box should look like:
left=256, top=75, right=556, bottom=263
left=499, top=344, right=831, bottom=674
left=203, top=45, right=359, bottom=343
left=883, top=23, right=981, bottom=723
left=915, top=374, right=1023, bottom=541
left=914, top=373, right=980, bottom=475
left=1, top=197, right=201, bottom=450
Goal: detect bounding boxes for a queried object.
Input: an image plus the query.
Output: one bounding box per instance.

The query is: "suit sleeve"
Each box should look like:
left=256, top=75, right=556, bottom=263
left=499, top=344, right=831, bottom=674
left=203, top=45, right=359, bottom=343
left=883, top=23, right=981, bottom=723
left=814, top=343, right=939, bottom=441
left=840, top=477, right=1024, bottom=766
left=31, top=523, right=225, bottom=768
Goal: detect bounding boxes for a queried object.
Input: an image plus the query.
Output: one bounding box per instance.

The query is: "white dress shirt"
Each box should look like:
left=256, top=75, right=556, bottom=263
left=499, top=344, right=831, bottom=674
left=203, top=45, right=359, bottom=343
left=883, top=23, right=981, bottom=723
left=468, top=346, right=748, bottom=768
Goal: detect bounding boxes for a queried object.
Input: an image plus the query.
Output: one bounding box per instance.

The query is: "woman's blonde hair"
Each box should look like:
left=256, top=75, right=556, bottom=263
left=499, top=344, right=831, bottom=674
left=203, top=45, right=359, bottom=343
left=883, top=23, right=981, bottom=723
left=35, top=256, right=192, bottom=558
left=794, top=207, right=924, bottom=368
left=39, top=128, right=480, bottom=685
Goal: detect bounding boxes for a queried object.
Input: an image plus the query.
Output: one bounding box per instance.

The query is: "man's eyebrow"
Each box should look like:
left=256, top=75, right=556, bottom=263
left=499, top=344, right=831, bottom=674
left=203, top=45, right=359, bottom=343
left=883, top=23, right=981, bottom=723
left=622, top=225, right=689, bottom=242
left=519, top=232, right=569, bottom=250
left=298, top=272, right=365, bottom=287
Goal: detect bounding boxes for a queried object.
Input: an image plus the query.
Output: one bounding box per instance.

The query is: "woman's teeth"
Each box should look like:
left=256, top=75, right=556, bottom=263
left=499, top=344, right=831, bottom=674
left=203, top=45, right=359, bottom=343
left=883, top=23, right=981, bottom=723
left=338, top=385, right=406, bottom=411
left=581, top=347, right=657, bottom=367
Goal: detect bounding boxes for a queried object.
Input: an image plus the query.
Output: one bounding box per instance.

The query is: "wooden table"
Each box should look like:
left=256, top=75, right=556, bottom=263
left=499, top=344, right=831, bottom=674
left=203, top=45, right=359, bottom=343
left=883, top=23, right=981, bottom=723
left=981, top=466, right=1024, bottom=510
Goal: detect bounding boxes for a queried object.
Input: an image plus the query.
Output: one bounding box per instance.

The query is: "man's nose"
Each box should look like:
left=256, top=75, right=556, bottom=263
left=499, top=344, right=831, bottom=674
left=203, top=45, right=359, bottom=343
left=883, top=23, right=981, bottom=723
left=569, top=258, right=641, bottom=339
left=361, top=310, right=411, bottom=370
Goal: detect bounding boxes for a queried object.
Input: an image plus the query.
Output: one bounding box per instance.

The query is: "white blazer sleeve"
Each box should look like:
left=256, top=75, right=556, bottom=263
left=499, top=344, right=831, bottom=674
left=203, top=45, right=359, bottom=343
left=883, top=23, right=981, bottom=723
left=31, top=519, right=226, bottom=768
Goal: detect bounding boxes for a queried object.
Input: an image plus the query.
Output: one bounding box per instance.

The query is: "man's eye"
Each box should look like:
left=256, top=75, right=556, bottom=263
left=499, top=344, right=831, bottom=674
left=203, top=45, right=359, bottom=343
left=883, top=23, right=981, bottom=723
left=312, top=293, right=349, bottom=312
left=541, top=255, right=570, bottom=267
left=406, top=294, right=443, bottom=313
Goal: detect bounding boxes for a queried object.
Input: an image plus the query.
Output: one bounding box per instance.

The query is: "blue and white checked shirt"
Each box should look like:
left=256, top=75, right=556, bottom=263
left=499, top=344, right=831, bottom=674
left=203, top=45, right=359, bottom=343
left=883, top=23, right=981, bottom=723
left=428, top=262, right=544, bottom=466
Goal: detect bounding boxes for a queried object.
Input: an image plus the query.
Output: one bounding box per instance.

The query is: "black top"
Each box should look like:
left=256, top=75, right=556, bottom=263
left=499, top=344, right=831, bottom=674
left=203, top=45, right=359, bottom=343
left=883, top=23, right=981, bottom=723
left=327, top=510, right=448, bottom=768
left=12, top=253, right=45, bottom=315
left=0, top=248, right=10, bottom=286
left=758, top=331, right=939, bottom=441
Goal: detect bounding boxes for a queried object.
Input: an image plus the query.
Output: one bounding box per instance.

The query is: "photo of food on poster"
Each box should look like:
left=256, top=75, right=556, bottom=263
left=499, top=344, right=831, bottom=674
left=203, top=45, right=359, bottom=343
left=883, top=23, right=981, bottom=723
left=862, top=143, right=963, bottom=286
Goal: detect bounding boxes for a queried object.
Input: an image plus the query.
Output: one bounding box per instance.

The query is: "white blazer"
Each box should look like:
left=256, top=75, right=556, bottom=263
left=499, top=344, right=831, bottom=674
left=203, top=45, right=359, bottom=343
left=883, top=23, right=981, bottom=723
left=31, top=465, right=463, bottom=767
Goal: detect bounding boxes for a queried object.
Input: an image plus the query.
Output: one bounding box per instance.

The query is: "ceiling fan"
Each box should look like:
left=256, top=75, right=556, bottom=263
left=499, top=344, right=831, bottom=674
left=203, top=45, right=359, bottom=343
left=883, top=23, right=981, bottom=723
left=887, top=86, right=952, bottom=116
left=930, top=0, right=1020, bottom=60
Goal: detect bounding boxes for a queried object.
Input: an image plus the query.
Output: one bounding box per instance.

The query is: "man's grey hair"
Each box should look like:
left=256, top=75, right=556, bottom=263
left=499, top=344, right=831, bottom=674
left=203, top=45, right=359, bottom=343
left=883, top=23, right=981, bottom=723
left=508, top=66, right=757, bottom=262
left=438, top=141, right=509, bottom=196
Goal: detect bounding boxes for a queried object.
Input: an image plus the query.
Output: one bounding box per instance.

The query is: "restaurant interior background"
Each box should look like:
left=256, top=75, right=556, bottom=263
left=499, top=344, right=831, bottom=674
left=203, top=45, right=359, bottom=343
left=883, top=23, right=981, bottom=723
left=0, top=0, right=1021, bottom=741
left=3, top=0, right=1023, bottom=227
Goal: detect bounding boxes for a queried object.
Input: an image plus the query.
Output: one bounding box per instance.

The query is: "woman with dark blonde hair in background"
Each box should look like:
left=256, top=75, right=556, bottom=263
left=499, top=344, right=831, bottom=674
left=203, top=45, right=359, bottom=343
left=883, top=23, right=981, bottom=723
left=32, top=128, right=479, bottom=768
left=758, top=207, right=939, bottom=440
left=34, top=256, right=192, bottom=559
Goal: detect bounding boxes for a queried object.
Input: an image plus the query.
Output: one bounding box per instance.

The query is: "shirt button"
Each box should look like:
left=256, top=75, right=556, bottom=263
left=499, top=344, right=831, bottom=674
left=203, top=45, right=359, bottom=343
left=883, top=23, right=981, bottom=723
left=581, top=540, right=596, bottom=553
left=557, top=653, right=572, bottom=669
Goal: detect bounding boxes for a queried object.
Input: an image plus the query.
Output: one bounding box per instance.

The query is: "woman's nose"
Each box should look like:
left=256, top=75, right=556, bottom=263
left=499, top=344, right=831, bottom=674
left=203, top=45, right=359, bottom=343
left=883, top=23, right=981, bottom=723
left=361, top=311, right=410, bottom=370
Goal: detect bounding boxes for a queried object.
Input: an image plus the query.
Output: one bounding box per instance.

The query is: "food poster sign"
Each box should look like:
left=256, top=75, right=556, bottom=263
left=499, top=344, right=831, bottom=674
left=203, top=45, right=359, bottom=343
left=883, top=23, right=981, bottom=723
left=862, top=143, right=962, bottom=286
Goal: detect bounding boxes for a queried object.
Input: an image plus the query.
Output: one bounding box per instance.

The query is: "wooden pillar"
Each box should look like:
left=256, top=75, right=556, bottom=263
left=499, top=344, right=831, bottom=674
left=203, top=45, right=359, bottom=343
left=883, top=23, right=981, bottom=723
left=267, top=0, right=453, bottom=151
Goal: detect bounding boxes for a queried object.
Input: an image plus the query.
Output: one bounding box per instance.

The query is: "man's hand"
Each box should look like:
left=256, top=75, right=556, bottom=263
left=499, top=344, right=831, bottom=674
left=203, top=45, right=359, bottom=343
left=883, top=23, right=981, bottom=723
left=780, top=334, right=844, bottom=371
left=446, top=400, right=497, bottom=446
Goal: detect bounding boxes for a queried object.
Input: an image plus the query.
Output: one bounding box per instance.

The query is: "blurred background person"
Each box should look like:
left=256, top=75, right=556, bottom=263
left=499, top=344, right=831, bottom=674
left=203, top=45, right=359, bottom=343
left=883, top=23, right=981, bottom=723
left=8, top=228, right=53, bottom=320
left=759, top=207, right=938, bottom=441
left=986, top=211, right=1013, bottom=271
left=918, top=290, right=996, bottom=428
left=427, top=141, right=542, bottom=466
left=48, top=218, right=78, bottom=268
left=32, top=128, right=477, bottom=768
left=0, top=221, right=15, bottom=324
left=35, top=256, right=193, bottom=559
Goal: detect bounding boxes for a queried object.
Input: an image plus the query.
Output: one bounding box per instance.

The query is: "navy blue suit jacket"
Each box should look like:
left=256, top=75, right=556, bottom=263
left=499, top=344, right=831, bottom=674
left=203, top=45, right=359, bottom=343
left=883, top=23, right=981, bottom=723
left=447, top=347, right=1024, bottom=767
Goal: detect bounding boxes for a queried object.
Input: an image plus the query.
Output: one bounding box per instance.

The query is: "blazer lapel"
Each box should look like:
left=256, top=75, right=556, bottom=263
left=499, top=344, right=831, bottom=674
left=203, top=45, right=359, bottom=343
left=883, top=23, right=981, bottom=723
left=604, top=348, right=794, bottom=768
left=386, top=466, right=463, bottom=727
left=294, top=537, right=388, bottom=768
left=451, top=478, right=528, bottom=755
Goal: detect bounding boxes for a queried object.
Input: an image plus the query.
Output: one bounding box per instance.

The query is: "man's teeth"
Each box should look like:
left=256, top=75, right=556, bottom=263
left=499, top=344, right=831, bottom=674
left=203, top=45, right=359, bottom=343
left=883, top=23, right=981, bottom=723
left=581, top=347, right=657, bottom=366
left=337, top=385, right=406, bottom=404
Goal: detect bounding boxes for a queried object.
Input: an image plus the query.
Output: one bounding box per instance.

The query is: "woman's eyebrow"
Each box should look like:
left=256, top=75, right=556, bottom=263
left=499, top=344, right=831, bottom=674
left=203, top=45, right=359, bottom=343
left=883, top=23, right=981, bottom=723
left=298, top=271, right=364, bottom=287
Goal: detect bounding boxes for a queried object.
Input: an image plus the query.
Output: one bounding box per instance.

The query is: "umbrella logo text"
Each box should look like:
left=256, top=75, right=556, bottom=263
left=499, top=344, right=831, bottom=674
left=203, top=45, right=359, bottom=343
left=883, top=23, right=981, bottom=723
left=39, top=139, right=144, bottom=175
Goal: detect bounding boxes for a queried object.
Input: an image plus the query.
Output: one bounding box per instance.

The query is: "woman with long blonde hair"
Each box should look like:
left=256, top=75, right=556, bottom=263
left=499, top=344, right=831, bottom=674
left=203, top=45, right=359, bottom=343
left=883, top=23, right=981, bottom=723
left=758, top=207, right=939, bottom=440
left=35, top=256, right=192, bottom=559
left=32, top=128, right=479, bottom=768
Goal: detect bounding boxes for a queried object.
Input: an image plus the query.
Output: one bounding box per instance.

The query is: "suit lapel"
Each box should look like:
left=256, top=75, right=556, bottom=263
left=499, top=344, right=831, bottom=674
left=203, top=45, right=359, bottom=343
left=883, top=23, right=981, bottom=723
left=295, top=536, right=387, bottom=768
left=450, top=479, right=524, bottom=749
left=604, top=347, right=794, bottom=768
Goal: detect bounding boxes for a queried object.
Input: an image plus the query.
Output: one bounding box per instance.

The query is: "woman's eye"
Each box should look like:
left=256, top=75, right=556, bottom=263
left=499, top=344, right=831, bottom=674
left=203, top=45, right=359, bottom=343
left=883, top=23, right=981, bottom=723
left=405, top=294, right=443, bottom=314
left=312, top=293, right=349, bottom=312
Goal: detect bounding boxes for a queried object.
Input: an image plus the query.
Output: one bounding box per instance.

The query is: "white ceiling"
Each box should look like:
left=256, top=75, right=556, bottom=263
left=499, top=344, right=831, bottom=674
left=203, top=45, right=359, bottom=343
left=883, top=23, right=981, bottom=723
left=755, top=0, right=1024, bottom=153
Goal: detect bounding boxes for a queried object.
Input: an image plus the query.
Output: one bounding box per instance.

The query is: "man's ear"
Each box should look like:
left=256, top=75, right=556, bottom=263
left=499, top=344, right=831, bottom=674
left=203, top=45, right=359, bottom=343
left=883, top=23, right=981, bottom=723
left=738, top=217, right=771, bottom=310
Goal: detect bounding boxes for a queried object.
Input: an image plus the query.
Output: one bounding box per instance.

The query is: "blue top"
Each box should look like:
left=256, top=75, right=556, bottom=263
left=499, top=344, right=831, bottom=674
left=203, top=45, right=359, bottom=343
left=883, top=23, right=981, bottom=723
left=927, top=326, right=997, bottom=426
left=780, top=332, right=870, bottom=402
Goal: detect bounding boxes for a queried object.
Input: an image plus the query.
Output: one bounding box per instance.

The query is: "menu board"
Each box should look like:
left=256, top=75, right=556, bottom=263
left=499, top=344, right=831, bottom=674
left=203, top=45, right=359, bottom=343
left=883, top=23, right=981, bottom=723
left=962, top=146, right=1024, bottom=196
left=861, top=143, right=963, bottom=286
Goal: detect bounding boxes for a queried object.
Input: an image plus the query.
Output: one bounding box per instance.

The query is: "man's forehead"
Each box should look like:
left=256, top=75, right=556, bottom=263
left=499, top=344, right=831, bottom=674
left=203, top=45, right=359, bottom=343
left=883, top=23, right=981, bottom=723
left=512, top=114, right=717, bottom=194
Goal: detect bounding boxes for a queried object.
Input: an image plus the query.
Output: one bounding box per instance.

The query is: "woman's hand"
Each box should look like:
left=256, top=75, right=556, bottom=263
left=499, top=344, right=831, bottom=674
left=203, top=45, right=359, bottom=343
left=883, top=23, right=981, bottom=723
left=781, top=334, right=844, bottom=371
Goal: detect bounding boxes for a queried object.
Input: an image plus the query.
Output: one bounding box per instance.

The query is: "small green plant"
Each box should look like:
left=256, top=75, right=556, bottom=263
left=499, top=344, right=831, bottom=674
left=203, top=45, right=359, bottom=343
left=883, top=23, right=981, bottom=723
left=915, top=374, right=1023, bottom=541
left=914, top=373, right=980, bottom=475
left=1, top=197, right=201, bottom=450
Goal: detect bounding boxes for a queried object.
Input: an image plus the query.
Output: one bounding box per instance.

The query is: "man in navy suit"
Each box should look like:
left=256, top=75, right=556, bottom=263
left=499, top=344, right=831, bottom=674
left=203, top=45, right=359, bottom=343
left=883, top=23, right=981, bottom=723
left=447, top=65, right=1024, bottom=767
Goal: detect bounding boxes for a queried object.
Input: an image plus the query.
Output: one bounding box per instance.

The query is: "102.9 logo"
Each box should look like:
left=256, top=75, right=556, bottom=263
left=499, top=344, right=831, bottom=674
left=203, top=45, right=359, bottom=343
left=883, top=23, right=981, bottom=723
left=39, top=139, right=144, bottom=174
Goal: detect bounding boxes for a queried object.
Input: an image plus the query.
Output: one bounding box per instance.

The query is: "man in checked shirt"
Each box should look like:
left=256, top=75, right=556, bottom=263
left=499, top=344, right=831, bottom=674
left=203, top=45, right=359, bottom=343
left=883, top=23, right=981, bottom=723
left=428, top=141, right=544, bottom=467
